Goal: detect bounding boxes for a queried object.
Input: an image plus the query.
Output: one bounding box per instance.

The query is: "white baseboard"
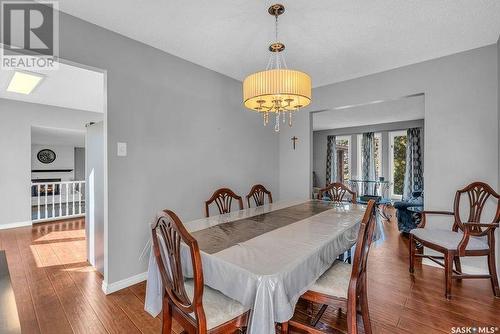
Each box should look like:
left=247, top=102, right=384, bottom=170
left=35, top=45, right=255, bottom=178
left=0, top=220, right=32, bottom=230
left=101, top=271, right=147, bottom=295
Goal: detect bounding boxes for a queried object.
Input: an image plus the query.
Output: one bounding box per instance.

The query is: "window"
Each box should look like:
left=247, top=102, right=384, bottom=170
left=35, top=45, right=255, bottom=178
left=389, top=130, right=407, bottom=198
left=335, top=136, right=350, bottom=182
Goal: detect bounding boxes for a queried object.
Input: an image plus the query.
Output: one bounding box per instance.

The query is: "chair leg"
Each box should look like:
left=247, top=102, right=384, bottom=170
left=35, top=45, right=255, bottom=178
left=487, top=253, right=500, bottom=297
left=280, top=322, right=289, bottom=334
left=409, top=234, right=415, bottom=274
left=347, top=297, right=358, bottom=334
left=162, top=298, right=172, bottom=334
left=445, top=252, right=453, bottom=300
left=360, top=291, right=372, bottom=334
left=453, top=256, right=463, bottom=282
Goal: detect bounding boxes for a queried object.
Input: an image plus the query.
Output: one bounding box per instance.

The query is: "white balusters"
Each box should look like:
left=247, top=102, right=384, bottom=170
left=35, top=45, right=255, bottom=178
left=66, top=183, right=69, bottom=216
left=31, top=181, right=86, bottom=223
left=72, top=182, right=75, bottom=215
left=44, top=183, right=48, bottom=219
left=37, top=184, right=41, bottom=220
left=78, top=181, right=83, bottom=215
left=52, top=183, right=55, bottom=218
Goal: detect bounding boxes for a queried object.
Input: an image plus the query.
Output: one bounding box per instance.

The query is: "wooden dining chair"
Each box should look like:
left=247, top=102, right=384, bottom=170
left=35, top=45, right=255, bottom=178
left=246, top=184, right=273, bottom=207
left=205, top=188, right=244, bottom=217
left=286, top=200, right=377, bottom=334
left=319, top=182, right=357, bottom=204
left=152, top=210, right=249, bottom=334
left=409, top=181, right=500, bottom=299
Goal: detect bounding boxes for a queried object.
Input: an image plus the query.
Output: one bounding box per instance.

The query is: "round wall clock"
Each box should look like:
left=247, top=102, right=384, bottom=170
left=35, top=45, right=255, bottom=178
left=37, top=149, right=56, bottom=164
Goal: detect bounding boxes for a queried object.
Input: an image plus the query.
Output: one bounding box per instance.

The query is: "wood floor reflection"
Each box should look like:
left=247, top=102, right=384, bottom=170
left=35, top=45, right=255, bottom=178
left=1, top=211, right=499, bottom=333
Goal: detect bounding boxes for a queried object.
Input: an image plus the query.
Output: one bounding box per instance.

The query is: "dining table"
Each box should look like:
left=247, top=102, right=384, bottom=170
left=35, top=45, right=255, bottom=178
left=144, top=199, right=374, bottom=334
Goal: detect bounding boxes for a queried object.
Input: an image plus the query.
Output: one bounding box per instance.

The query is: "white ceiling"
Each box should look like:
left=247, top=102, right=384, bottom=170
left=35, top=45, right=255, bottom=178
left=58, top=0, right=500, bottom=87
left=31, top=126, right=86, bottom=147
left=0, top=62, right=104, bottom=113
left=313, top=95, right=424, bottom=131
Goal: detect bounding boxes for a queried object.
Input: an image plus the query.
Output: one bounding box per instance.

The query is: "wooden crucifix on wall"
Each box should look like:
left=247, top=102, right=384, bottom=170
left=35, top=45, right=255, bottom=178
left=291, top=136, right=298, bottom=150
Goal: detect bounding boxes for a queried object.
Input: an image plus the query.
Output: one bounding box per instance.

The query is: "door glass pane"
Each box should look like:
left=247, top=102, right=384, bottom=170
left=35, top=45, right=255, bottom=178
left=374, top=134, right=382, bottom=179
left=392, top=135, right=407, bottom=196
left=336, top=137, right=350, bottom=182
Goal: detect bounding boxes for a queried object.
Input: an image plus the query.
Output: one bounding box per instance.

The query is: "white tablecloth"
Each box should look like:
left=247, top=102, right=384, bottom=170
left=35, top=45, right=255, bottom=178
left=145, top=200, right=367, bottom=334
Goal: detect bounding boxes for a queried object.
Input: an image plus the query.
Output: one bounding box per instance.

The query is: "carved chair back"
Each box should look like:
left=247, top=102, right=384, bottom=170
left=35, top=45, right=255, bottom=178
left=205, top=188, right=244, bottom=217
left=453, top=182, right=500, bottom=235
left=319, top=182, right=357, bottom=203
left=151, top=210, right=207, bottom=330
left=246, top=184, right=273, bottom=207
left=348, top=200, right=377, bottom=298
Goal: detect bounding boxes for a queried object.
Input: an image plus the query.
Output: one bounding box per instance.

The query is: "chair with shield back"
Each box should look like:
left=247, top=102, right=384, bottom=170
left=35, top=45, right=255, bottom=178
left=205, top=188, right=244, bottom=217
left=246, top=184, right=273, bottom=207
left=285, top=200, right=377, bottom=334
left=319, top=182, right=357, bottom=204
left=152, top=210, right=249, bottom=333
left=409, top=181, right=500, bottom=299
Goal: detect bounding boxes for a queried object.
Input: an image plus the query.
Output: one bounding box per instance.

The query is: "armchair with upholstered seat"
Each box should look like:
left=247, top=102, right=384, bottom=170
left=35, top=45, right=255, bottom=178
left=409, top=182, right=500, bottom=299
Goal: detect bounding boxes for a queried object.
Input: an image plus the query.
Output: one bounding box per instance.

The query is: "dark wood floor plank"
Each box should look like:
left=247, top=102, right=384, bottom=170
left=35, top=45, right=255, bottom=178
left=13, top=228, right=74, bottom=334
left=108, top=287, right=162, bottom=334
left=68, top=265, right=142, bottom=334
left=32, top=235, right=108, bottom=334
left=3, top=209, right=500, bottom=334
left=0, top=229, right=41, bottom=334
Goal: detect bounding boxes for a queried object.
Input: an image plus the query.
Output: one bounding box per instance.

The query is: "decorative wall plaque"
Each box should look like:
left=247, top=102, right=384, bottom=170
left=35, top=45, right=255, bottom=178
left=37, top=149, right=56, bottom=164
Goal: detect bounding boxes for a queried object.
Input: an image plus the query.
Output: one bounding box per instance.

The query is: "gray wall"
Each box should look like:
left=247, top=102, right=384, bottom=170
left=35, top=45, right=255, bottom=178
left=313, top=119, right=424, bottom=189
left=85, top=122, right=104, bottom=274
left=74, top=147, right=85, bottom=181
left=57, top=12, right=279, bottom=285
left=0, top=99, right=102, bottom=227
left=278, top=45, right=499, bottom=273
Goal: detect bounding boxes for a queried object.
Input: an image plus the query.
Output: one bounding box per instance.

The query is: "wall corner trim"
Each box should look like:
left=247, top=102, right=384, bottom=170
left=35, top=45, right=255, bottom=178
left=0, top=221, right=33, bottom=230
left=101, top=271, right=147, bottom=295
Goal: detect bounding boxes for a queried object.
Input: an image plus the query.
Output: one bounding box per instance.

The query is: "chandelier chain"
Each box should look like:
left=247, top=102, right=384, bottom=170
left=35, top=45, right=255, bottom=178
left=275, top=13, right=279, bottom=42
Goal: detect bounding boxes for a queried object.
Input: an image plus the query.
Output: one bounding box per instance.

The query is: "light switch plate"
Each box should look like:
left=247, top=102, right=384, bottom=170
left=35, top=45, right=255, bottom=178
left=117, top=142, right=127, bottom=156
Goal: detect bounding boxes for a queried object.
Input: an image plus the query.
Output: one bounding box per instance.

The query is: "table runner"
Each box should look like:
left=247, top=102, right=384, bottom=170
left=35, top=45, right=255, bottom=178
left=191, top=201, right=334, bottom=254
left=145, top=200, right=367, bottom=334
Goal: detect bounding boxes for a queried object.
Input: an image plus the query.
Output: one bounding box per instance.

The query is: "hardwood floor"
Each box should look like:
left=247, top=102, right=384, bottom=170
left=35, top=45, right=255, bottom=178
left=1, top=213, right=499, bottom=334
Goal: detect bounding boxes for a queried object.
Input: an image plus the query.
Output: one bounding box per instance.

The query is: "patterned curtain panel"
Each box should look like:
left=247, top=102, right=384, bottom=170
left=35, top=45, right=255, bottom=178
left=403, top=128, right=424, bottom=200
left=325, top=135, right=337, bottom=185
left=361, top=132, right=376, bottom=195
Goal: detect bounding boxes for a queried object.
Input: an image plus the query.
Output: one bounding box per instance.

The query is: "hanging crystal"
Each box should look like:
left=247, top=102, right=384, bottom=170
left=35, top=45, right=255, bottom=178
left=274, top=112, right=280, bottom=132
left=288, top=111, right=293, bottom=127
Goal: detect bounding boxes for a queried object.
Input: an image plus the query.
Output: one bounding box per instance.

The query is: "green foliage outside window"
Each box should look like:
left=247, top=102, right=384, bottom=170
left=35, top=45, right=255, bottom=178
left=393, top=136, right=407, bottom=195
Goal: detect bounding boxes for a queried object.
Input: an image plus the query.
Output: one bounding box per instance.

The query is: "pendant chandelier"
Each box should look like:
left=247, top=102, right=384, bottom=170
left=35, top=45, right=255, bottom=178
left=243, top=4, right=312, bottom=132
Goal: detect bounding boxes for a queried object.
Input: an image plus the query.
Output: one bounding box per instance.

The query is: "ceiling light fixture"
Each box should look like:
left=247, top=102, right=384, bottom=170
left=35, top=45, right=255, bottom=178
left=243, top=4, right=312, bottom=132
left=6, top=71, right=44, bottom=95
